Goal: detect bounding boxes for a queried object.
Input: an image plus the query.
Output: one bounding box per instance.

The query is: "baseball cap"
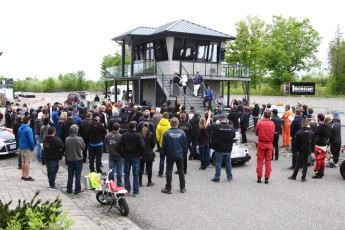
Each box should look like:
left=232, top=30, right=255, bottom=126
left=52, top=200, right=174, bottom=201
left=333, top=111, right=340, bottom=116
left=219, top=114, right=227, bottom=120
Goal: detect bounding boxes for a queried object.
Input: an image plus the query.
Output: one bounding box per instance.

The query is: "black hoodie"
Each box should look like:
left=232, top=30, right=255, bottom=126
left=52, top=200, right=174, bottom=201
left=43, top=135, right=64, bottom=161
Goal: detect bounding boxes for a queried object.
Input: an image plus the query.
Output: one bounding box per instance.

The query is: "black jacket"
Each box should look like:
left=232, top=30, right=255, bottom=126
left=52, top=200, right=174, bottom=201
left=117, top=130, right=145, bottom=158
left=315, top=122, right=331, bottom=146
left=178, top=121, right=192, bottom=143
left=43, top=135, right=64, bottom=161
left=89, top=119, right=107, bottom=144
left=80, top=118, right=91, bottom=140
left=240, top=111, right=250, bottom=129
left=189, top=115, right=200, bottom=140
left=141, top=130, right=156, bottom=162
left=60, top=118, right=78, bottom=143
left=227, top=110, right=240, bottom=129
left=197, top=127, right=209, bottom=145
left=295, top=127, right=314, bottom=154
left=108, top=116, right=122, bottom=132
left=271, top=115, right=282, bottom=133
left=208, top=123, right=236, bottom=152
left=328, top=120, right=341, bottom=145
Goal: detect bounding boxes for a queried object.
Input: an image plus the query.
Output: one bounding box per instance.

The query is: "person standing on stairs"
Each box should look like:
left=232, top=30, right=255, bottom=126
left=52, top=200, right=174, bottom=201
left=181, top=71, right=188, bottom=94
left=193, top=71, right=204, bottom=97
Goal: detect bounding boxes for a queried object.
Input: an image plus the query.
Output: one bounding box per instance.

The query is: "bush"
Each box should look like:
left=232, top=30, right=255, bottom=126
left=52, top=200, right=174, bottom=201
left=0, top=190, right=74, bottom=230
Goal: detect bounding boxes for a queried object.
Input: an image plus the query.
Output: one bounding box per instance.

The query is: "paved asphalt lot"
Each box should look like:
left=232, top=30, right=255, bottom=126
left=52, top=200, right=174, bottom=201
left=1, top=93, right=345, bottom=229
left=124, top=132, right=345, bottom=230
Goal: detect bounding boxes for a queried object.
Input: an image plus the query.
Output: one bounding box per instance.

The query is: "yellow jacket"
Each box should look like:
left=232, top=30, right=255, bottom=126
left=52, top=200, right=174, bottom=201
left=156, top=118, right=171, bottom=147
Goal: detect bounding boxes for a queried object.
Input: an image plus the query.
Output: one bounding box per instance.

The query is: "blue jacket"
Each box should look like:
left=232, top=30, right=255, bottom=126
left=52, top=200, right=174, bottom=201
left=73, top=114, right=82, bottom=126
left=290, top=116, right=303, bottom=137
left=162, top=128, right=187, bottom=159
left=18, top=123, right=35, bottom=151
left=194, top=75, right=204, bottom=85
left=204, top=89, right=213, bottom=99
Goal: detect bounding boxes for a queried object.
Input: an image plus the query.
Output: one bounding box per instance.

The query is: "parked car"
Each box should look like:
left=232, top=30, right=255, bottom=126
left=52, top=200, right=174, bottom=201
left=23, top=92, right=36, bottom=98
left=67, top=93, right=79, bottom=104
left=0, top=127, right=18, bottom=156
left=76, top=91, right=86, bottom=100
left=196, top=132, right=251, bottom=165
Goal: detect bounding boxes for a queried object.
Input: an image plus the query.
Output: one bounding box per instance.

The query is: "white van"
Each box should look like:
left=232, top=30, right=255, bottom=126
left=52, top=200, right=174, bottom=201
left=110, top=85, right=132, bottom=103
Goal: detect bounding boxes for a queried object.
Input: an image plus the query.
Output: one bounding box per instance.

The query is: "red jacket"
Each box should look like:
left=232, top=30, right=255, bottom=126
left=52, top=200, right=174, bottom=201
left=255, top=119, right=275, bottom=142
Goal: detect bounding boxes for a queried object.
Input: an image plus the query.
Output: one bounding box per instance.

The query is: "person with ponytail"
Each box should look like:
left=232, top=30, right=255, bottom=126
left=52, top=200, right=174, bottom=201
left=139, top=122, right=156, bottom=187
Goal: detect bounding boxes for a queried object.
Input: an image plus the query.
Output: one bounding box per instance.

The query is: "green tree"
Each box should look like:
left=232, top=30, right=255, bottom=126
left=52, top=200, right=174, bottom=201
left=225, top=16, right=267, bottom=89
left=328, top=25, right=345, bottom=94
left=262, top=16, right=322, bottom=90
left=77, top=70, right=86, bottom=90
left=100, top=47, right=131, bottom=81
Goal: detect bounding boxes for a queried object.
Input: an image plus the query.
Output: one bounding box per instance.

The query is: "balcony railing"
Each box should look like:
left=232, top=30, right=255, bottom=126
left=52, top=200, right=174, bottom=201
left=106, top=60, right=249, bottom=79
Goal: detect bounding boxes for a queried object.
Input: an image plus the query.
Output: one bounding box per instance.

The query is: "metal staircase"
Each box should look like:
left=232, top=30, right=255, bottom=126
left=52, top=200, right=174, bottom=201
left=156, top=66, right=206, bottom=113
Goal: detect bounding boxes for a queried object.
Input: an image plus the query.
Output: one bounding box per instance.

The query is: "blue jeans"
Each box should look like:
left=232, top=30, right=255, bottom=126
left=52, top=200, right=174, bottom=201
left=109, top=159, right=123, bottom=186
left=188, top=140, right=197, bottom=159
left=67, top=160, right=83, bottom=194
left=35, top=135, right=42, bottom=161
left=159, top=150, right=165, bottom=176
left=214, top=151, right=232, bottom=181
left=199, top=144, right=210, bottom=169
left=124, top=157, right=140, bottom=194
left=46, top=160, right=59, bottom=187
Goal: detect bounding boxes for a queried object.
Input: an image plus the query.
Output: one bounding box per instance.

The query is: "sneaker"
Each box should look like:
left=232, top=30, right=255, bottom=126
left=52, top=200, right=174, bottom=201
left=312, top=175, right=322, bottom=179
left=264, top=178, right=269, bottom=184
left=133, top=192, right=140, bottom=197
left=257, top=178, right=261, bottom=183
left=211, top=178, right=220, bottom=182
left=74, top=190, right=84, bottom=195
left=49, top=186, right=59, bottom=191
left=24, top=177, right=35, bottom=181
left=288, top=176, right=296, bottom=180
left=147, top=182, right=155, bottom=187
left=180, top=188, right=186, bottom=193
left=161, top=187, right=172, bottom=194
left=301, top=177, right=307, bottom=182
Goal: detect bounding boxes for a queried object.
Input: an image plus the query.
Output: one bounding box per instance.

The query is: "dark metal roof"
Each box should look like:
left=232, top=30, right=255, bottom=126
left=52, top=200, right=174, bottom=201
left=112, top=19, right=235, bottom=41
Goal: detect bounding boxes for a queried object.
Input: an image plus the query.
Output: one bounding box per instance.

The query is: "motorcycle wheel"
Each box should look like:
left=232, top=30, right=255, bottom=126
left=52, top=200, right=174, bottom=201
left=340, top=161, right=345, bottom=180
left=118, top=198, right=129, bottom=216
left=96, top=191, right=109, bottom=205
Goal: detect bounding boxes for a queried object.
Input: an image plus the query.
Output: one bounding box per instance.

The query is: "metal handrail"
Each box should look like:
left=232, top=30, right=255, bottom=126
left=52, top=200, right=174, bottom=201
left=174, top=83, right=193, bottom=109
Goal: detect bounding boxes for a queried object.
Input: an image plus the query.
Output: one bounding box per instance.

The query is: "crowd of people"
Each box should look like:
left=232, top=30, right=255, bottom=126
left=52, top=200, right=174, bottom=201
left=3, top=95, right=342, bottom=196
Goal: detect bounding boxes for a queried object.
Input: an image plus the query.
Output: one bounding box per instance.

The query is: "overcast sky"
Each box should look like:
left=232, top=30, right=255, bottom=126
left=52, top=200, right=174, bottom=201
left=0, top=0, right=342, bottom=80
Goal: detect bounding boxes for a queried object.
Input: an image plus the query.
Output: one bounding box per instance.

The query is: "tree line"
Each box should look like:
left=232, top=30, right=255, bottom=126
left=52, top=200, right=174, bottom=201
left=225, top=15, right=345, bottom=96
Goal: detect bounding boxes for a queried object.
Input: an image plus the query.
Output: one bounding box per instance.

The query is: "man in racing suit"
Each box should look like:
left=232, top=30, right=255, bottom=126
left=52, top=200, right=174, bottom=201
left=255, top=111, right=275, bottom=184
